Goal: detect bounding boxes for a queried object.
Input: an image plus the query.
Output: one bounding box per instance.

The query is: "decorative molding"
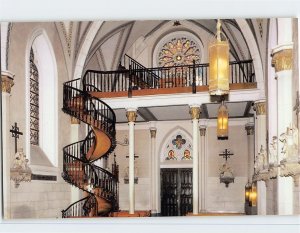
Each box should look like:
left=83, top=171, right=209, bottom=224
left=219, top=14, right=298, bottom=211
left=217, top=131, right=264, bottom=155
left=126, top=110, right=137, bottom=122
left=252, top=167, right=277, bottom=183
left=59, top=22, right=73, bottom=57
left=1, top=71, right=15, bottom=93
left=149, top=127, right=157, bottom=138
left=245, top=123, right=254, bottom=135
left=70, top=116, right=80, bottom=124
left=189, top=106, right=201, bottom=120
left=280, top=161, right=300, bottom=187
left=253, top=101, right=266, bottom=115
left=271, top=48, right=293, bottom=72
left=199, top=126, right=206, bottom=136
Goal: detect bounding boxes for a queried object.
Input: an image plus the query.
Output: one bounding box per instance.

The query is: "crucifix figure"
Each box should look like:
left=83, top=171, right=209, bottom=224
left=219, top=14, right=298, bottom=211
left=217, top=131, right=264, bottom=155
left=219, top=149, right=234, bottom=161
left=10, top=122, right=23, bottom=154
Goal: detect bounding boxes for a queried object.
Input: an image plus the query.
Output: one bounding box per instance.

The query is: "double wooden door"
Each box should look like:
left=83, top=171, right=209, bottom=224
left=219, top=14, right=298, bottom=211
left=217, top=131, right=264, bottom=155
left=160, top=168, right=192, bottom=216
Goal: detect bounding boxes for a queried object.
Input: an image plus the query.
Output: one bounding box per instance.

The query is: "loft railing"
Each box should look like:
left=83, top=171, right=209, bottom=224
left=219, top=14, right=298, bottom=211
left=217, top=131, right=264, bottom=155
left=82, top=59, right=255, bottom=97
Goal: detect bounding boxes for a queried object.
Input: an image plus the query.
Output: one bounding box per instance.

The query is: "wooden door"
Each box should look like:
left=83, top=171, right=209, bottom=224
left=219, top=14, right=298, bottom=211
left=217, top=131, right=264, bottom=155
left=160, top=168, right=192, bottom=216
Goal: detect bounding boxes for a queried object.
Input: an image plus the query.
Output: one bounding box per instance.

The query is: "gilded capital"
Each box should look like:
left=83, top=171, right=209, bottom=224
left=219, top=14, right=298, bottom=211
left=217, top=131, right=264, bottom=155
left=189, top=106, right=201, bottom=120
left=245, top=123, right=254, bottom=135
left=70, top=116, right=80, bottom=124
left=126, top=110, right=137, bottom=122
left=271, top=49, right=293, bottom=72
left=254, top=101, right=266, bottom=115
left=150, top=127, right=157, bottom=138
left=1, top=73, right=14, bottom=93
left=199, top=126, right=206, bottom=136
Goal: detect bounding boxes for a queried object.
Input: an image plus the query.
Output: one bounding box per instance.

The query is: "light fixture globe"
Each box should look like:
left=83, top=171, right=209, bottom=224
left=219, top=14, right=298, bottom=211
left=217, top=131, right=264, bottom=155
left=209, top=19, right=230, bottom=96
left=217, top=101, right=229, bottom=140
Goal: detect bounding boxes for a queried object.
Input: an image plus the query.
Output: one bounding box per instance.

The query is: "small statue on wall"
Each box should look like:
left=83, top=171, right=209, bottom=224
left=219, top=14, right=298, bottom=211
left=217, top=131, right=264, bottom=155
left=269, top=136, right=278, bottom=166
left=219, top=162, right=234, bottom=188
left=279, top=124, right=299, bottom=163
left=254, top=145, right=267, bottom=172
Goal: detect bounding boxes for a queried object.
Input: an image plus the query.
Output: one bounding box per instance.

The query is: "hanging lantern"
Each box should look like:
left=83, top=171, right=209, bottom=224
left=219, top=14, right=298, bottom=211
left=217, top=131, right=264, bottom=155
left=217, top=101, right=228, bottom=140
left=209, top=19, right=230, bottom=96
left=245, top=182, right=252, bottom=203
left=249, top=182, right=257, bottom=207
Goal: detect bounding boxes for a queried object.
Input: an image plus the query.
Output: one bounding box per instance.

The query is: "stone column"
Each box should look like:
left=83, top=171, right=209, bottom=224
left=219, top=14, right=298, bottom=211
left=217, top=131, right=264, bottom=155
left=149, top=126, right=157, bottom=215
left=1, top=70, right=15, bottom=219
left=189, top=105, right=200, bottom=215
left=272, top=18, right=294, bottom=215
left=245, top=123, right=255, bottom=182
left=199, top=123, right=207, bottom=213
left=254, top=100, right=267, bottom=215
left=70, top=117, right=81, bottom=203
left=126, top=109, right=137, bottom=214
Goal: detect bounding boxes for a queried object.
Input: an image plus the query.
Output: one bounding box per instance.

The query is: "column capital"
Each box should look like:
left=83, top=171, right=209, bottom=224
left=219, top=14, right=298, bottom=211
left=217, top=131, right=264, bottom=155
left=199, top=126, right=207, bottom=136
left=70, top=116, right=80, bottom=124
left=254, top=100, right=266, bottom=115
left=245, top=123, right=255, bottom=135
left=189, top=105, right=201, bottom=120
left=126, top=108, right=137, bottom=122
left=271, top=45, right=293, bottom=72
left=1, top=70, right=15, bottom=94
left=149, top=127, right=157, bottom=138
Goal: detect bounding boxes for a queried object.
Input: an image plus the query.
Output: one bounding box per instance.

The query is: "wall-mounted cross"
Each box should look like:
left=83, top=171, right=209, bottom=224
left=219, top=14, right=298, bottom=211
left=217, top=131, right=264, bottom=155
left=219, top=149, right=234, bottom=161
left=126, top=154, right=139, bottom=160
left=10, top=122, right=23, bottom=154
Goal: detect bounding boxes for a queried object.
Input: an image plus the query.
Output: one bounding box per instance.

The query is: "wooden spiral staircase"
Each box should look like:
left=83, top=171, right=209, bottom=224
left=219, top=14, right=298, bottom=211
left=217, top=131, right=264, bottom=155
left=61, top=78, right=118, bottom=218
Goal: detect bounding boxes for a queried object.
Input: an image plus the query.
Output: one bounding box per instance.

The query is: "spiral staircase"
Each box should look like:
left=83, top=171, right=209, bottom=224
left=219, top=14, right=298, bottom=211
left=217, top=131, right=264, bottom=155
left=61, top=78, right=119, bottom=218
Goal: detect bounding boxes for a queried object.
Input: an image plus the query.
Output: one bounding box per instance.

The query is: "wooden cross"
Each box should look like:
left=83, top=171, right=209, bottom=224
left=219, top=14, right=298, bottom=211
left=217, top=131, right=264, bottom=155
left=10, top=122, right=23, bottom=154
left=293, top=91, right=300, bottom=128
left=126, top=154, right=139, bottom=160
left=219, top=149, right=234, bottom=161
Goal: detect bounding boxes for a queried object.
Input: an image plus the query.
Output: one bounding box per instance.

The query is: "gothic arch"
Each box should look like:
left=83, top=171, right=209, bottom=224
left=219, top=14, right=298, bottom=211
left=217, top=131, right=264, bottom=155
left=25, top=28, right=58, bottom=166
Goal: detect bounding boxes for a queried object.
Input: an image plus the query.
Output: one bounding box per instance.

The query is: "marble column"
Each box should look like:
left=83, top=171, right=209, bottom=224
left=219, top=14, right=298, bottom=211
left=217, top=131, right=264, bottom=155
left=245, top=123, right=255, bottom=182
left=189, top=105, right=200, bottom=215
left=1, top=70, right=15, bottom=219
left=70, top=117, right=81, bottom=203
left=272, top=18, right=294, bottom=215
left=126, top=109, right=137, bottom=214
left=149, top=126, right=157, bottom=215
left=254, top=100, right=267, bottom=215
left=199, top=123, right=207, bottom=213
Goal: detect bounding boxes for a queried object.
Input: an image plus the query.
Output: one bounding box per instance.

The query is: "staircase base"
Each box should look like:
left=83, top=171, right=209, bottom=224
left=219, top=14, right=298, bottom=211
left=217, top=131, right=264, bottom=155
left=109, top=210, right=151, bottom=217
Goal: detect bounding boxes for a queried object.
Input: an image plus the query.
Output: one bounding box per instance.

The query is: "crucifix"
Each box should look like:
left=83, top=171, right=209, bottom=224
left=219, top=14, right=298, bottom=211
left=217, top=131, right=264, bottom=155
left=126, top=154, right=139, bottom=160
left=219, top=149, right=234, bottom=161
left=10, top=122, right=23, bottom=154
left=293, top=91, right=300, bottom=128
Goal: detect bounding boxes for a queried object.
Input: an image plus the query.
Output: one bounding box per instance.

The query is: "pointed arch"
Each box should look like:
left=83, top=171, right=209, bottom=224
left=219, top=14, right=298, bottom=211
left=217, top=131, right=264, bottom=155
left=25, top=28, right=58, bottom=167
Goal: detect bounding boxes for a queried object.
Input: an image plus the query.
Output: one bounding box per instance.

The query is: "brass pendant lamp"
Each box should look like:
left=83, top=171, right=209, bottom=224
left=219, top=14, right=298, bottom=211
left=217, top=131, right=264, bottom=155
left=209, top=19, right=230, bottom=96
left=217, top=100, right=229, bottom=140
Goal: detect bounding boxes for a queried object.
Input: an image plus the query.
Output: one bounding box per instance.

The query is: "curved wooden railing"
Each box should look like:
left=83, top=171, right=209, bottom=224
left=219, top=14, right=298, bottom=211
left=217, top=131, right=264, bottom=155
left=61, top=78, right=118, bottom=217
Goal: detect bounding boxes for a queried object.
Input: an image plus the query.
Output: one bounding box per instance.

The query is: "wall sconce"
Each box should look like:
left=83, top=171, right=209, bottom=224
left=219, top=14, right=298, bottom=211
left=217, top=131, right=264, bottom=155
left=10, top=148, right=32, bottom=188
left=249, top=182, right=257, bottom=207
left=245, top=182, right=252, bottom=203
left=217, top=101, right=229, bottom=140
left=208, top=19, right=230, bottom=96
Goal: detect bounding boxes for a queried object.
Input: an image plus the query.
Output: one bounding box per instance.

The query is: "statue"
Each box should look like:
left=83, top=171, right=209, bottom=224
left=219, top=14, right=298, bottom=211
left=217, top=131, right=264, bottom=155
left=279, top=124, right=299, bottom=162
left=269, top=136, right=278, bottom=166
left=219, top=162, right=234, bottom=187
left=254, top=145, right=267, bottom=172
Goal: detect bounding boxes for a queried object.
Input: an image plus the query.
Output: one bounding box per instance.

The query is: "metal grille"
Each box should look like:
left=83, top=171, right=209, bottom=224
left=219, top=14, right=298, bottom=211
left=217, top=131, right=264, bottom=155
left=30, top=48, right=39, bottom=145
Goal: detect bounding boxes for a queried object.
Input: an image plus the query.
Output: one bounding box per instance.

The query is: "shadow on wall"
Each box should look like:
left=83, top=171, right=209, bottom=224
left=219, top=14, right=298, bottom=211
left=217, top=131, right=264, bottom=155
left=11, top=204, right=36, bottom=219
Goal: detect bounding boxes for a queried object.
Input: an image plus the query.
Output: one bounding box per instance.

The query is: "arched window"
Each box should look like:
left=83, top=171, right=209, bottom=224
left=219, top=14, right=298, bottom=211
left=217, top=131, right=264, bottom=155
left=29, top=48, right=39, bottom=145
left=26, top=30, right=58, bottom=167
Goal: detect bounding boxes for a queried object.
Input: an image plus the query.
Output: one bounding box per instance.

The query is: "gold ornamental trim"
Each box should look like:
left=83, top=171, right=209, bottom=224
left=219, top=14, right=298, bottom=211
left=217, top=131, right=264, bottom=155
left=70, top=116, right=80, bottom=124
left=126, top=111, right=137, bottom=122
left=271, top=49, right=293, bottom=72
left=189, top=106, right=201, bottom=120
left=254, top=101, right=266, bottom=115
left=150, top=127, right=157, bottom=138
left=2, top=75, right=14, bottom=93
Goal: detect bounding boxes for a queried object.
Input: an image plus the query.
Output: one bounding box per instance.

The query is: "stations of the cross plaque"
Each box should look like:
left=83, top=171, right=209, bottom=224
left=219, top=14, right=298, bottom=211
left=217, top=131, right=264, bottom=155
left=10, top=122, right=23, bottom=154
left=219, top=149, right=234, bottom=161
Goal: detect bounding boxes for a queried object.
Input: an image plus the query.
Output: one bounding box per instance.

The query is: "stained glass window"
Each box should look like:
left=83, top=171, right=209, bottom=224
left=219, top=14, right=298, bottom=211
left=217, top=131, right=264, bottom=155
left=163, top=132, right=193, bottom=161
left=158, top=37, right=201, bottom=67
left=30, top=48, right=39, bottom=145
